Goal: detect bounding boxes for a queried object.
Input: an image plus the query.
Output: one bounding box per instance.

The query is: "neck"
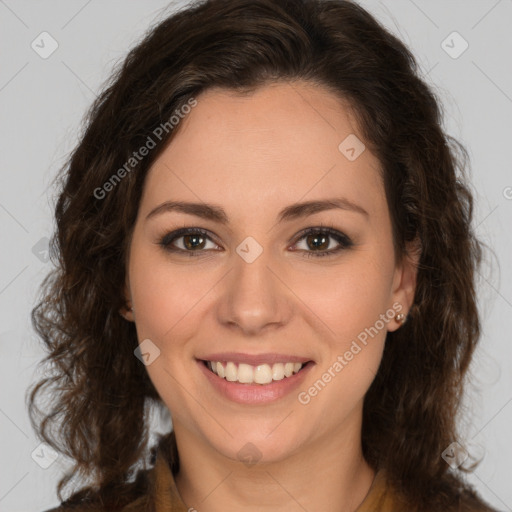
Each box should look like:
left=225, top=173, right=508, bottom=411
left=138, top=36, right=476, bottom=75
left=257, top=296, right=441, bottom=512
left=173, top=415, right=376, bottom=512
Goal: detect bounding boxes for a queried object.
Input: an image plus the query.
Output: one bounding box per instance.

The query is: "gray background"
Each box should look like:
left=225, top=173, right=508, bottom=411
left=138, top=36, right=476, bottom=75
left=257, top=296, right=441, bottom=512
left=0, top=1, right=511, bottom=511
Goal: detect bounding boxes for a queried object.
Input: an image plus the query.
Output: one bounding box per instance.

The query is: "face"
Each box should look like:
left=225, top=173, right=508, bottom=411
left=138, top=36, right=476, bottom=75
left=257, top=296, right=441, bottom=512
left=123, top=81, right=417, bottom=465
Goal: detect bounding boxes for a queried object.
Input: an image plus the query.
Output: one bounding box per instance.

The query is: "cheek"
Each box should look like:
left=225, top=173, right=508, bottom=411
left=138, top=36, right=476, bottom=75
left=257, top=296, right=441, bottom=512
left=294, top=269, right=389, bottom=416
left=128, top=243, right=208, bottom=346
left=291, top=251, right=393, bottom=399
left=128, top=246, right=208, bottom=419
left=295, top=255, right=394, bottom=340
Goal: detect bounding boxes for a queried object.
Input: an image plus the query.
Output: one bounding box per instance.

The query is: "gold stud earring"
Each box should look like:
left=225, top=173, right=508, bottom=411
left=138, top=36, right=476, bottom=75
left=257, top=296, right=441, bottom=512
left=121, top=303, right=134, bottom=319
left=396, top=313, right=406, bottom=324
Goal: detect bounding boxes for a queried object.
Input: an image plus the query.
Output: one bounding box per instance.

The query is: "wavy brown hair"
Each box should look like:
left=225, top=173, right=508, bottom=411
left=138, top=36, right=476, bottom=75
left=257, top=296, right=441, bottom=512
left=28, top=0, right=495, bottom=510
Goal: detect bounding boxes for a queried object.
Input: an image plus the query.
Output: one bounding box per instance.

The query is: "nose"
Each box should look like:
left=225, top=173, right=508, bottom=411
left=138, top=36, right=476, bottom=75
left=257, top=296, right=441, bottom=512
left=216, top=246, right=292, bottom=336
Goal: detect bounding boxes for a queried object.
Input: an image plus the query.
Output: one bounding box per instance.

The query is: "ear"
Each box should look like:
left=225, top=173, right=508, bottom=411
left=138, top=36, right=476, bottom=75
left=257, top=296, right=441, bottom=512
left=119, top=278, right=135, bottom=322
left=387, top=237, right=421, bottom=332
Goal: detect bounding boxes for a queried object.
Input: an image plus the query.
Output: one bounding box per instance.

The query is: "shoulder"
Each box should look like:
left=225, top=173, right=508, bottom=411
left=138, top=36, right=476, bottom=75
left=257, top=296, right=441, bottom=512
left=41, top=480, right=153, bottom=512
left=363, top=470, right=500, bottom=512
left=41, top=493, right=150, bottom=512
left=40, top=468, right=152, bottom=512
left=41, top=433, right=186, bottom=512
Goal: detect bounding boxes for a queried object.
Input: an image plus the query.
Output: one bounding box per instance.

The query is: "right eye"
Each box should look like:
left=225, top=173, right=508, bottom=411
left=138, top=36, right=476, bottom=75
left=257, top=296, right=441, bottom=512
left=158, top=227, right=221, bottom=256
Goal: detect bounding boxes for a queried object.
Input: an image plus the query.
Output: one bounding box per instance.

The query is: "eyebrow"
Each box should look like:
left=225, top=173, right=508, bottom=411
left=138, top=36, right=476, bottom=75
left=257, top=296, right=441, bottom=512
left=145, top=198, right=369, bottom=223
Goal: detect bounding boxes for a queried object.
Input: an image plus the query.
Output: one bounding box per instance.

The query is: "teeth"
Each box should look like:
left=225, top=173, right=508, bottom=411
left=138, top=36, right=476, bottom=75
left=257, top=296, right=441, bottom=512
left=206, top=360, right=305, bottom=385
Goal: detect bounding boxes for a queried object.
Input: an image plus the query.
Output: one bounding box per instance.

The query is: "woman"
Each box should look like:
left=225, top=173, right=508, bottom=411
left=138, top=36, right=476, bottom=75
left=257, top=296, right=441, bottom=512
left=29, top=0, right=497, bottom=510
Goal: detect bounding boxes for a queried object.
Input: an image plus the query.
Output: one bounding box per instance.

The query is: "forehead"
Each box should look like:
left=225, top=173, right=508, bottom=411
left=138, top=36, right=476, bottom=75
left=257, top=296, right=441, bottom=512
left=140, top=81, right=384, bottom=222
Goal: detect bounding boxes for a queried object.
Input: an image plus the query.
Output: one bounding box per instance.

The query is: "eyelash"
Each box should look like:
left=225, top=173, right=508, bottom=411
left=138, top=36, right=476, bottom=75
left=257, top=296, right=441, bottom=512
left=157, top=225, right=353, bottom=258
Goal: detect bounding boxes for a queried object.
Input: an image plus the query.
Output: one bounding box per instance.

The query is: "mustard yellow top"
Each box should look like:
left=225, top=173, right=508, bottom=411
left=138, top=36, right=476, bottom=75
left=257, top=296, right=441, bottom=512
left=45, top=433, right=493, bottom=511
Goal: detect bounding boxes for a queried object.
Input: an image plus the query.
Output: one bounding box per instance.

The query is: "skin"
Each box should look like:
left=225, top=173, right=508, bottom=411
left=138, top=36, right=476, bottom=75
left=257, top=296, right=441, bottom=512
left=121, top=81, right=418, bottom=512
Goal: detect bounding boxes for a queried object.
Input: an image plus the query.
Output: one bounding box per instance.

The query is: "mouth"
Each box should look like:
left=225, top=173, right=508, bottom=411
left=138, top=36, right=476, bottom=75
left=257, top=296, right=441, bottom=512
left=200, top=359, right=313, bottom=385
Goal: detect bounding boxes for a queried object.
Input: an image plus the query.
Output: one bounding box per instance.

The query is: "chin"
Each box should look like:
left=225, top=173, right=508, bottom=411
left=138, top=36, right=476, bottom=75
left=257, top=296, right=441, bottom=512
left=207, top=427, right=306, bottom=467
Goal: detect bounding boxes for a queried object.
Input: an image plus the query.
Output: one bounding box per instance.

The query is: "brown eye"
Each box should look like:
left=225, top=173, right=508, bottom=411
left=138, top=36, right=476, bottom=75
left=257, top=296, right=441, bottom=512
left=182, top=233, right=207, bottom=250
left=292, top=228, right=353, bottom=258
left=305, top=232, right=330, bottom=251
left=159, top=228, right=220, bottom=256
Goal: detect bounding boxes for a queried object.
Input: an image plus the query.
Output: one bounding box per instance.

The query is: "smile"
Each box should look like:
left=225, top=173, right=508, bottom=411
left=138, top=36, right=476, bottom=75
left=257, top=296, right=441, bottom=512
left=197, top=356, right=315, bottom=404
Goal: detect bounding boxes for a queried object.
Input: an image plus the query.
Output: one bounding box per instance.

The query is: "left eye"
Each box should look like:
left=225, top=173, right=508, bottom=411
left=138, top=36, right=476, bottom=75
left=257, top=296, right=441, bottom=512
left=291, top=228, right=353, bottom=258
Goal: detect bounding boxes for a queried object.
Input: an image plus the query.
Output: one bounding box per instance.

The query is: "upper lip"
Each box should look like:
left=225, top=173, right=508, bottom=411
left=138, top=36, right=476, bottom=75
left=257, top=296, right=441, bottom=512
left=198, top=352, right=313, bottom=365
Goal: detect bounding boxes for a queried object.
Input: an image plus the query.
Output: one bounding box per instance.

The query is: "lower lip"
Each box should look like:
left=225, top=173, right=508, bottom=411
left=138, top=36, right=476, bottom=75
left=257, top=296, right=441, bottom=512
left=197, top=360, right=314, bottom=405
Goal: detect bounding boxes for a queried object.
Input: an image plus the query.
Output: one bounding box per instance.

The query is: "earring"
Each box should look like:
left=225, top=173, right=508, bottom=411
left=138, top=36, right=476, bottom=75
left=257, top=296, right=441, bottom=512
left=122, top=303, right=134, bottom=318
left=396, top=313, right=406, bottom=324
